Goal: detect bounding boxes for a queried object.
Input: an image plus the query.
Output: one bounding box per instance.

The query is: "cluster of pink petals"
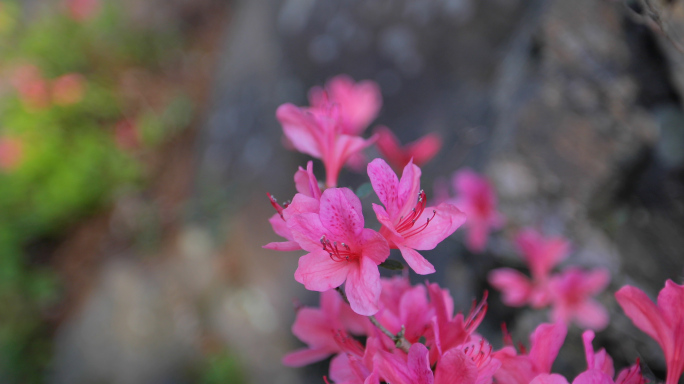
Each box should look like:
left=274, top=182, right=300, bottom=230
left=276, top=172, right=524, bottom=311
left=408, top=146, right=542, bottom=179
left=373, top=125, right=442, bottom=172
left=616, top=280, right=684, bottom=384
left=489, top=229, right=610, bottom=330
left=276, top=75, right=381, bottom=188
left=11, top=65, right=86, bottom=110
left=285, top=277, right=497, bottom=384
left=445, top=169, right=504, bottom=253
left=368, top=158, right=465, bottom=275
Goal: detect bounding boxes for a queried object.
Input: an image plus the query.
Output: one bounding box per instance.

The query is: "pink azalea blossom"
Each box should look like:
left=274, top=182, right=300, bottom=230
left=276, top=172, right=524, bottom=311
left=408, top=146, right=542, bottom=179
left=264, top=161, right=322, bottom=251
left=373, top=126, right=442, bottom=171
left=489, top=229, right=570, bottom=308
left=276, top=103, right=375, bottom=187
left=449, top=169, right=504, bottom=253
left=0, top=136, right=23, bottom=171
left=309, top=75, right=382, bottom=136
left=574, top=330, right=647, bottom=384
left=288, top=188, right=390, bottom=315
left=375, top=343, right=435, bottom=384
left=427, top=283, right=488, bottom=364
left=616, top=280, right=684, bottom=384
left=330, top=336, right=381, bottom=384
left=493, top=322, right=568, bottom=384
left=367, top=158, right=466, bottom=274
left=375, top=276, right=434, bottom=345
left=283, top=290, right=368, bottom=367
left=548, top=268, right=610, bottom=330
left=52, top=73, right=85, bottom=106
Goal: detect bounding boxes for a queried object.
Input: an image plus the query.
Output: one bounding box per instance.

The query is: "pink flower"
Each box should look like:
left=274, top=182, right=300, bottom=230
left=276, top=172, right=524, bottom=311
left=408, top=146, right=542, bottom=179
left=367, top=158, right=465, bottom=274
left=449, top=169, right=504, bottom=253
left=264, top=161, right=322, bottom=252
left=548, top=268, right=610, bottom=330
left=283, top=290, right=368, bottom=367
left=375, top=343, right=435, bottom=384
left=64, top=0, right=100, bottom=21
left=288, top=188, right=390, bottom=315
left=330, top=336, right=382, bottom=384
left=0, top=137, right=23, bottom=171
left=11, top=65, right=50, bottom=110
left=574, top=330, right=647, bottom=384
left=489, top=229, right=570, bottom=308
left=427, top=283, right=488, bottom=364
left=309, top=75, right=382, bottom=136
left=373, top=126, right=442, bottom=171
left=52, top=73, right=85, bottom=106
left=376, top=277, right=434, bottom=344
left=493, top=322, right=567, bottom=384
left=616, top=280, right=684, bottom=384
left=276, top=103, right=375, bottom=187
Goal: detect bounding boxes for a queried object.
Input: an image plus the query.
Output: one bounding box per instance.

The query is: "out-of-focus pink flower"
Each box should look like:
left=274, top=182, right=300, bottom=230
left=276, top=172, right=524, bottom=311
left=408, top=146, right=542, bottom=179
left=52, top=73, right=85, bottom=106
left=493, top=322, right=567, bottom=384
left=11, top=65, right=50, bottom=111
left=282, top=290, right=369, bottom=367
left=309, top=75, right=382, bottom=136
left=575, top=330, right=647, bottom=384
left=367, top=158, right=465, bottom=274
left=264, top=161, right=322, bottom=252
left=489, top=229, right=570, bottom=308
left=288, top=188, right=390, bottom=315
left=65, top=0, right=100, bottom=21
left=373, top=126, right=442, bottom=171
left=616, top=280, right=684, bottom=384
left=0, top=136, right=23, bottom=171
left=449, top=169, right=504, bottom=253
left=114, top=119, right=140, bottom=150
left=548, top=268, right=610, bottom=330
left=276, top=103, right=375, bottom=187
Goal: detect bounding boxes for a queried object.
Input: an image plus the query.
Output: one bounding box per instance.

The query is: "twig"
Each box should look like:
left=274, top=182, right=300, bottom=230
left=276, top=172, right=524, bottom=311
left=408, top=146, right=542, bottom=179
left=334, top=286, right=411, bottom=353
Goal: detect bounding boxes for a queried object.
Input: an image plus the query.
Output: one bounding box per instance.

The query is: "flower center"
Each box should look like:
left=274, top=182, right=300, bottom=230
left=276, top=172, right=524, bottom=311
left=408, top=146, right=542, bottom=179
left=463, top=339, right=494, bottom=369
left=395, top=190, right=436, bottom=238
left=321, top=235, right=359, bottom=262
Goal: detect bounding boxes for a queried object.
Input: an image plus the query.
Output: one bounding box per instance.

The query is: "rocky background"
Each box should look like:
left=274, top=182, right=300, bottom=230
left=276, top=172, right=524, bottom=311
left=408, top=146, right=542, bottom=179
left=36, top=0, right=684, bottom=383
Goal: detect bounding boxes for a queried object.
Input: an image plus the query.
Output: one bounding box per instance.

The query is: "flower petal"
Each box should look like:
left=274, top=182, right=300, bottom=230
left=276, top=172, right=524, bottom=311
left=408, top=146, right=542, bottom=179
left=359, top=228, right=390, bottom=265
left=531, top=374, right=570, bottom=384
left=528, top=322, right=568, bottom=374
left=276, top=104, right=322, bottom=158
left=345, top=257, right=381, bottom=315
left=282, top=346, right=335, bottom=367
left=320, top=188, right=365, bottom=242
left=402, top=203, right=465, bottom=250
left=615, top=285, right=669, bottom=347
left=434, top=348, right=478, bottom=384
left=488, top=268, right=533, bottom=307
left=368, top=158, right=401, bottom=216
left=397, top=244, right=435, bottom=275
left=295, top=250, right=350, bottom=291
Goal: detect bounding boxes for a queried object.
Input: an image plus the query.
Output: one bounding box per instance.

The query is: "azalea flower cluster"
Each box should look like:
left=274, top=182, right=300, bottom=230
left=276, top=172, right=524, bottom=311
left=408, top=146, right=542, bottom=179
left=488, top=229, right=610, bottom=330
left=266, top=75, right=684, bottom=384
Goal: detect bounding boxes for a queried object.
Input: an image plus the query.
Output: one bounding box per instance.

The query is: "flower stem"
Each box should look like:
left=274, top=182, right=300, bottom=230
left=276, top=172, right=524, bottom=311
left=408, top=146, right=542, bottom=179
left=335, top=286, right=411, bottom=353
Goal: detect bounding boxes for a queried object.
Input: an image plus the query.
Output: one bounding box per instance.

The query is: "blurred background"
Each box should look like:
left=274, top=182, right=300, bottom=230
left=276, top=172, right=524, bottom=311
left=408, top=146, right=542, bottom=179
left=0, top=0, right=683, bottom=383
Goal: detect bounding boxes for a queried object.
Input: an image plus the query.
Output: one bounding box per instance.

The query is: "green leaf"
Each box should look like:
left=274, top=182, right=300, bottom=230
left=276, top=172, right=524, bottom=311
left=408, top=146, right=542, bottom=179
left=355, top=182, right=373, bottom=199
left=379, top=259, right=404, bottom=271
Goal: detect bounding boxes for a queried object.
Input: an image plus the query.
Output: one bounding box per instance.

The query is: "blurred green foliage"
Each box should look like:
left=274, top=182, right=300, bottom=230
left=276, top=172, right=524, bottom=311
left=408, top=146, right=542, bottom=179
left=0, top=0, right=194, bottom=382
left=198, top=350, right=248, bottom=384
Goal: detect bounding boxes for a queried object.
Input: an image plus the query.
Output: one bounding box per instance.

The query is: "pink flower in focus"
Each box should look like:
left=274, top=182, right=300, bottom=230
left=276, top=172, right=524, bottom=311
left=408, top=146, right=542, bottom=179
left=427, top=283, right=488, bottom=364
left=282, top=290, right=369, bottom=367
left=493, top=322, right=567, bottom=384
left=288, top=188, right=390, bottom=315
left=367, top=158, right=466, bottom=274
left=616, top=280, right=684, bottom=384
left=11, top=65, right=50, bottom=110
left=373, top=126, right=442, bottom=171
left=376, top=277, right=434, bottom=344
left=309, top=75, right=382, bottom=136
left=65, top=0, right=100, bottom=21
left=375, top=343, right=435, bottom=384
left=52, top=73, right=85, bottom=106
left=264, top=161, right=322, bottom=252
left=449, top=169, right=504, bottom=253
left=548, top=268, right=610, bottom=330
left=0, top=137, right=23, bottom=171
left=276, top=103, right=375, bottom=187
left=330, top=336, right=382, bottom=384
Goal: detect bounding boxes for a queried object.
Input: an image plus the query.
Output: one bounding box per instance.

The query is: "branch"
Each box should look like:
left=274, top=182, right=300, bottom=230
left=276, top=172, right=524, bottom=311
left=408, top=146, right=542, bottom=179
left=335, top=286, right=411, bottom=353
